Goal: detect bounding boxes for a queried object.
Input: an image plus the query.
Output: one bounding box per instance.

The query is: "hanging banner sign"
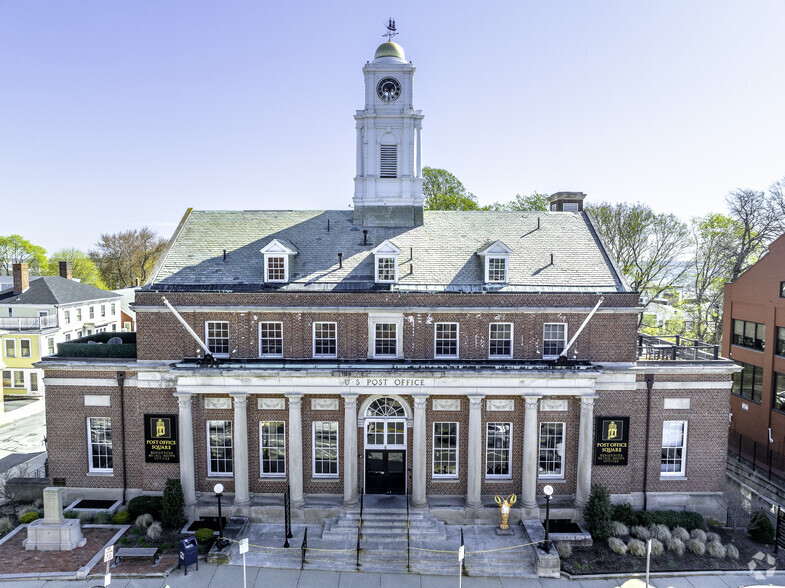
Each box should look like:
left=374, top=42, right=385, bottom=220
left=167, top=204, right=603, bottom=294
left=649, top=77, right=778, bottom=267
left=144, top=414, right=179, bottom=463
left=593, top=416, right=630, bottom=466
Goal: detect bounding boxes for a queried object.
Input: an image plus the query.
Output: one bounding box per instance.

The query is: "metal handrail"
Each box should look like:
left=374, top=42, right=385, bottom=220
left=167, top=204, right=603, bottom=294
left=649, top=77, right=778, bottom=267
left=356, top=485, right=363, bottom=571
left=300, top=528, right=308, bottom=570
left=406, top=484, right=411, bottom=569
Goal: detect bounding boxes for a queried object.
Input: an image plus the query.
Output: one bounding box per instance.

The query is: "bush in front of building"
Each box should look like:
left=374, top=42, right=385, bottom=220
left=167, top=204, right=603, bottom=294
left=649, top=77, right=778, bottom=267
left=627, top=538, right=647, bottom=557
left=0, top=517, right=13, bottom=534
left=748, top=509, right=775, bottom=544
left=610, top=503, right=636, bottom=527
left=690, top=528, right=707, bottom=543
left=162, top=478, right=186, bottom=529
left=135, top=514, right=153, bottom=529
left=112, top=511, right=131, bottom=525
left=707, top=540, right=726, bottom=558
left=63, top=510, right=78, bottom=519
left=649, top=538, right=664, bottom=556
left=128, top=495, right=163, bottom=520
left=672, top=526, right=690, bottom=541
left=608, top=537, right=628, bottom=555
left=727, top=543, right=740, bottom=559
left=649, top=524, right=671, bottom=542
left=93, top=511, right=113, bottom=524
left=555, top=541, right=572, bottom=558
left=194, top=528, right=214, bottom=544
left=630, top=525, right=650, bottom=541
left=687, top=538, right=706, bottom=555
left=584, top=484, right=612, bottom=540
left=19, top=512, right=39, bottom=524
left=57, top=332, right=137, bottom=358
left=610, top=521, right=628, bottom=537
left=666, top=537, right=685, bottom=555
left=146, top=521, right=163, bottom=541
left=635, top=510, right=705, bottom=532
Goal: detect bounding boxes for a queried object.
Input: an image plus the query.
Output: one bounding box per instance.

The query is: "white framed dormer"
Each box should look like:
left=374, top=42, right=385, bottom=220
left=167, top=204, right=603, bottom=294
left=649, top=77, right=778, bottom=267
left=260, top=239, right=298, bottom=284
left=477, top=240, right=512, bottom=284
left=371, top=240, right=402, bottom=284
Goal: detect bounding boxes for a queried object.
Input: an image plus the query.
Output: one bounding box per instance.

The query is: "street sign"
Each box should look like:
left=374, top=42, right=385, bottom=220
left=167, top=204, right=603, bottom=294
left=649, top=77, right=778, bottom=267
left=239, top=538, right=249, bottom=554
left=458, top=545, right=465, bottom=561
left=104, top=545, right=114, bottom=563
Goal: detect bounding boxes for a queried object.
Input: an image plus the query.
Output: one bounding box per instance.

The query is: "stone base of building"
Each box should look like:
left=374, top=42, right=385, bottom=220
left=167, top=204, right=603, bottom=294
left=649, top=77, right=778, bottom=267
left=24, top=519, right=86, bottom=551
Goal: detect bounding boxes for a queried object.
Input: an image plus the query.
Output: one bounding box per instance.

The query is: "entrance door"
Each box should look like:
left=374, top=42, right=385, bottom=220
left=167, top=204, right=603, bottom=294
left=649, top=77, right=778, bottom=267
left=365, top=450, right=406, bottom=495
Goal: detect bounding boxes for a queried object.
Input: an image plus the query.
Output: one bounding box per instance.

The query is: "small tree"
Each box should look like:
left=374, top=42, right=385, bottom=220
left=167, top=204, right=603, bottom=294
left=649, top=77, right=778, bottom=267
left=584, top=484, right=612, bottom=540
left=748, top=509, right=775, bottom=544
left=162, top=478, right=186, bottom=529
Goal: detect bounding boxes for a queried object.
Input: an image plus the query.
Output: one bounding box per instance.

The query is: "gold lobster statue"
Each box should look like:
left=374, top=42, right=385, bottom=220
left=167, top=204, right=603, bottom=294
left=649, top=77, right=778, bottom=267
left=494, top=494, right=517, bottom=530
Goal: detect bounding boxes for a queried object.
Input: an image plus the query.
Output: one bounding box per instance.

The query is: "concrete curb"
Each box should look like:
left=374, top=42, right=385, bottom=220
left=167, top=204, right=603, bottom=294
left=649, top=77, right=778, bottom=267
left=0, top=398, right=44, bottom=427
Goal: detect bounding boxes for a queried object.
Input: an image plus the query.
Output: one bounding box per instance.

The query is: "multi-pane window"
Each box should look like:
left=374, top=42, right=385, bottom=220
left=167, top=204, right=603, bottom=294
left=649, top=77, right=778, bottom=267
left=433, top=422, right=458, bottom=478
left=64, top=310, right=71, bottom=324
left=777, top=327, right=785, bottom=356
left=77, top=308, right=82, bottom=321
left=376, top=256, right=397, bottom=282
left=374, top=323, right=397, bottom=357
left=65, top=333, right=72, bottom=341
left=47, top=338, right=55, bottom=355
left=539, top=423, right=565, bottom=478
left=486, top=422, right=511, bottom=478
left=435, top=323, right=459, bottom=358
left=260, top=421, right=286, bottom=476
left=19, top=339, right=31, bottom=358
left=4, top=340, right=15, bottom=358
left=259, top=322, right=283, bottom=357
left=774, top=373, right=785, bottom=413
left=487, top=257, right=507, bottom=283
left=89, top=306, right=95, bottom=319
left=313, top=322, right=337, bottom=357
left=205, top=321, right=230, bottom=357
left=101, top=305, right=106, bottom=317
left=489, top=323, right=512, bottom=358
left=313, top=421, right=339, bottom=477
left=732, top=319, right=765, bottom=351
left=87, top=417, right=113, bottom=473
left=111, top=304, right=116, bottom=316
left=207, top=420, right=233, bottom=476
left=30, top=373, right=38, bottom=392
left=266, top=256, right=286, bottom=282
left=661, top=421, right=687, bottom=476
left=543, top=323, right=566, bottom=357
left=732, top=361, right=763, bottom=402
left=1, top=371, right=19, bottom=389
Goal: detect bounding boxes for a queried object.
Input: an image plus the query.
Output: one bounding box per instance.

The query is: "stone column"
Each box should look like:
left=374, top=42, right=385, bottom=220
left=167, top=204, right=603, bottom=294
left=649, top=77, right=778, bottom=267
left=286, top=393, right=304, bottom=507
left=412, top=395, right=429, bottom=508
left=342, top=394, right=359, bottom=507
left=465, top=395, right=485, bottom=508
left=575, top=396, right=596, bottom=508
left=175, top=392, right=197, bottom=507
left=230, top=393, right=250, bottom=507
left=521, top=395, right=541, bottom=518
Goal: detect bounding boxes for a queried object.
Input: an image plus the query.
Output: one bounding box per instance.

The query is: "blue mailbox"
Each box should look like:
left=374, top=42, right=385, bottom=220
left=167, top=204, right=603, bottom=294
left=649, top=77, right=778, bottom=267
left=178, top=536, right=199, bottom=575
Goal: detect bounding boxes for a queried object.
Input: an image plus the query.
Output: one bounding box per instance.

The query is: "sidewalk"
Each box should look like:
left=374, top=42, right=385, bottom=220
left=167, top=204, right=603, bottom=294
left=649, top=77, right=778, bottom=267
left=0, top=562, right=779, bottom=588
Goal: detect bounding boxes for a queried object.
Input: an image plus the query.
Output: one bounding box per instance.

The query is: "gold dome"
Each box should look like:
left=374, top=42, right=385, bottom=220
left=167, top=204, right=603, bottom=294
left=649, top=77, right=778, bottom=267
left=374, top=41, right=406, bottom=60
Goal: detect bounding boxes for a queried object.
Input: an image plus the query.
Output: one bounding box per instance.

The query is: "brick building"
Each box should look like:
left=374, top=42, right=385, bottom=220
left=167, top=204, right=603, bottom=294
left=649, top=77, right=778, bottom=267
left=39, top=39, right=734, bottom=523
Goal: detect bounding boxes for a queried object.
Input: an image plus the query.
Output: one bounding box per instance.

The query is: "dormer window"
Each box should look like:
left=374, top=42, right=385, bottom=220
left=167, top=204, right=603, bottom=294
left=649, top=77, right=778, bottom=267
left=260, top=239, right=298, bottom=284
left=371, top=240, right=402, bottom=284
left=477, top=241, right=512, bottom=285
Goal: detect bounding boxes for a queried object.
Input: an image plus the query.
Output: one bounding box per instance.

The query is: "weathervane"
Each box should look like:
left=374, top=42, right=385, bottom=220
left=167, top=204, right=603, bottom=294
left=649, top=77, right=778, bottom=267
left=383, top=18, right=398, bottom=42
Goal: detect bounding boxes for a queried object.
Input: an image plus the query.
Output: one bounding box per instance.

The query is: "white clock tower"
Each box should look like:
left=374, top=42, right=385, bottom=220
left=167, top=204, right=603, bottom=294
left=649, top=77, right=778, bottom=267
left=353, top=37, right=424, bottom=227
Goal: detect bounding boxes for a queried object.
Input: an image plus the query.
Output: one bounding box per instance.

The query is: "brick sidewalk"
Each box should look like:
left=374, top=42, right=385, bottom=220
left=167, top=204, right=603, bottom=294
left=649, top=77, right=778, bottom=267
left=0, top=527, right=115, bottom=574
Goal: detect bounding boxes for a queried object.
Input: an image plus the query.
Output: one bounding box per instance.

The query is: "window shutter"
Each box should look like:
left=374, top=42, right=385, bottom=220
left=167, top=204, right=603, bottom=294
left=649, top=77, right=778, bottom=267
left=380, top=145, right=397, bottom=178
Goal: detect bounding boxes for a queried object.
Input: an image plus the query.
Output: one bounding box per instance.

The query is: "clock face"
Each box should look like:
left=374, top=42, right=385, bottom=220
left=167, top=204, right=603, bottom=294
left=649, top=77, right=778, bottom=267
left=376, top=77, right=401, bottom=102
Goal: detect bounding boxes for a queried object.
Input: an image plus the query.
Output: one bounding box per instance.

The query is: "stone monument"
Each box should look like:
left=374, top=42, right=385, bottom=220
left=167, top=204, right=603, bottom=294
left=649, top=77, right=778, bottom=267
left=23, top=487, right=86, bottom=551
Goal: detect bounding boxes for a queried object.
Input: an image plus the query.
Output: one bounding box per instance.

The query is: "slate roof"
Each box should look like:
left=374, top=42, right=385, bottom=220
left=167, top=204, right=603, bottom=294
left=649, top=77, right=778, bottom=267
left=147, top=209, right=630, bottom=293
left=0, top=276, right=122, bottom=305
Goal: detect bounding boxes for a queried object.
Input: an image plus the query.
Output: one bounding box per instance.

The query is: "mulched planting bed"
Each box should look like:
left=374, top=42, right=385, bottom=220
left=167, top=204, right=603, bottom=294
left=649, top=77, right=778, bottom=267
left=89, top=552, right=178, bottom=576
left=0, top=527, right=116, bottom=575
left=562, top=527, right=785, bottom=575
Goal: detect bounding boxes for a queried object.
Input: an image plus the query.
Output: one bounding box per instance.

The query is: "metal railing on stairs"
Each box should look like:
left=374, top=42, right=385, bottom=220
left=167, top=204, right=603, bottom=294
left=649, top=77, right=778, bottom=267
left=406, top=485, right=411, bottom=569
left=300, top=528, right=308, bottom=570
left=356, top=486, right=363, bottom=571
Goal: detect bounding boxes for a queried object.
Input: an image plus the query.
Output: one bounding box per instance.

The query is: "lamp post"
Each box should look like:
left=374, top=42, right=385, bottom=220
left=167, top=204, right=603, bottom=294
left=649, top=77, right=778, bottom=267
left=214, top=483, right=226, bottom=548
left=543, top=485, right=553, bottom=553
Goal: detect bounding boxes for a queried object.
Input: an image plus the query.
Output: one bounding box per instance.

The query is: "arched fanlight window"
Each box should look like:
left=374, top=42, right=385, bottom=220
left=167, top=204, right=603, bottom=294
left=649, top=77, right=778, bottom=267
left=366, top=397, right=405, bottom=418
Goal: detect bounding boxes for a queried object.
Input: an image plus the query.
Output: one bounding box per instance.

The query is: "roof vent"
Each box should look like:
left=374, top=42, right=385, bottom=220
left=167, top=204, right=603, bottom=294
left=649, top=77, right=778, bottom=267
left=549, top=192, right=586, bottom=212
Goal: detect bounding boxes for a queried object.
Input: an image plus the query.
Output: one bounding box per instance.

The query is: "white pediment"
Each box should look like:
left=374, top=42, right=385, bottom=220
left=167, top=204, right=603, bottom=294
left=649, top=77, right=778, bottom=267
left=371, top=240, right=402, bottom=255
left=260, top=239, right=298, bottom=256
left=477, top=240, right=512, bottom=256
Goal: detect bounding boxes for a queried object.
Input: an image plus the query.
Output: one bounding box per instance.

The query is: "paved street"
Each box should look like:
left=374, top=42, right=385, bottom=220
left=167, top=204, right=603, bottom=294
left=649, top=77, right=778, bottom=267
left=0, top=398, right=46, bottom=499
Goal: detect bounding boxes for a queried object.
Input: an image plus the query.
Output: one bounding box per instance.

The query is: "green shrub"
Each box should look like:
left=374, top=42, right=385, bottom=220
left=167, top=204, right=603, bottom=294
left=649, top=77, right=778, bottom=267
left=135, top=514, right=153, bottom=529
left=748, top=509, right=775, bottom=544
left=707, top=541, right=726, bottom=558
left=78, top=512, right=93, bottom=523
left=628, top=538, right=647, bottom=557
left=555, top=541, right=572, bottom=558
left=705, top=531, right=721, bottom=543
left=146, top=521, right=163, bottom=542
left=19, top=512, right=39, bottom=524
left=610, top=521, right=628, bottom=537
left=611, top=503, right=636, bottom=527
left=608, top=537, right=628, bottom=555
left=64, top=510, right=78, bottom=519
left=128, top=495, right=163, bottom=520
left=634, top=510, right=704, bottom=532
left=162, top=479, right=186, bottom=529
left=666, top=537, right=685, bottom=555
left=112, top=511, right=131, bottom=525
left=672, top=526, right=690, bottom=541
left=649, top=524, right=671, bottom=542
left=584, top=484, right=612, bottom=540
left=160, top=542, right=170, bottom=552
left=630, top=525, right=650, bottom=540
left=120, top=536, right=131, bottom=546
left=194, top=528, right=214, bottom=544
left=687, top=538, right=705, bottom=555
left=690, top=529, right=707, bottom=543
left=93, top=511, right=113, bottom=524
left=0, top=517, right=13, bottom=534
left=650, top=538, right=664, bottom=556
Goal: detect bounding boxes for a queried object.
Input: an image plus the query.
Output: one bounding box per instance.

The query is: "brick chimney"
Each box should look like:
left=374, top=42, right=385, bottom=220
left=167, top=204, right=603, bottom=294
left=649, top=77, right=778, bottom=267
left=12, top=263, right=29, bottom=295
left=549, top=192, right=586, bottom=212
left=59, top=261, right=73, bottom=280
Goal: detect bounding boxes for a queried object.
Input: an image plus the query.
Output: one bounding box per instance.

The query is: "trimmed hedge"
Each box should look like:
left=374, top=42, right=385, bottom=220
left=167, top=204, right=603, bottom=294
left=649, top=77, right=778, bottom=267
left=611, top=503, right=636, bottom=527
left=636, top=510, right=705, bottom=532
left=194, top=528, right=215, bottom=544
left=19, top=512, right=40, bottom=524
left=57, top=332, right=137, bottom=358
left=128, top=495, right=163, bottom=521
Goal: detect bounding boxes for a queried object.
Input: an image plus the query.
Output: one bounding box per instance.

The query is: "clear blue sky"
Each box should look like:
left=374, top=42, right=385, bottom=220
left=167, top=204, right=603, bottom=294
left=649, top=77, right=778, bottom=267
left=2, top=1, right=784, bottom=254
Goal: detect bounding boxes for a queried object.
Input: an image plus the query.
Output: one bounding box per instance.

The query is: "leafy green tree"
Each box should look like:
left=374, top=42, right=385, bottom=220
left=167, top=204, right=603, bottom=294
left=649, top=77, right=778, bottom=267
left=583, top=484, right=612, bottom=540
left=487, top=192, right=549, bottom=212
left=45, top=248, right=107, bottom=289
left=0, top=235, right=47, bottom=275
left=422, top=167, right=481, bottom=210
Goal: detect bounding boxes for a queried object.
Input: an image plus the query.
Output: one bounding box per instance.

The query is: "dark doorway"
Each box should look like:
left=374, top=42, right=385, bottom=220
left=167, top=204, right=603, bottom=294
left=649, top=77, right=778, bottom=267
left=365, top=450, right=406, bottom=495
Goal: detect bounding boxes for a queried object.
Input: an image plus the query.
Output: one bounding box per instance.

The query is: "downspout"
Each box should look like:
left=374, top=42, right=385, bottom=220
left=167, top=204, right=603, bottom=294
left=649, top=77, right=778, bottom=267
left=117, top=371, right=128, bottom=505
left=643, top=373, right=654, bottom=511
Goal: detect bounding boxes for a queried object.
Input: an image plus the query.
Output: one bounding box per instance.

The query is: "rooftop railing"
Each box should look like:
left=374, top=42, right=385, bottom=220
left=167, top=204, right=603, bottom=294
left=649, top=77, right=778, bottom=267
left=637, top=333, right=720, bottom=361
left=0, top=315, right=58, bottom=330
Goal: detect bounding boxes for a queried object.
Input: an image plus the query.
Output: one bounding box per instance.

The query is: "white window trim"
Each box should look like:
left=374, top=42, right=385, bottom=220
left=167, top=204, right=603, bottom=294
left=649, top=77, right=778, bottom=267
left=485, top=256, right=508, bottom=284
left=264, top=255, right=289, bottom=283
left=3, top=369, right=25, bottom=389
left=259, top=421, right=286, bottom=478
left=87, top=417, right=113, bottom=474
left=313, top=321, right=338, bottom=358
left=538, top=422, right=565, bottom=479
left=543, top=322, right=567, bottom=359
left=485, top=422, right=513, bottom=479
left=368, top=313, right=404, bottom=359
left=432, top=421, right=459, bottom=479
left=19, top=338, right=31, bottom=358
left=207, top=420, right=234, bottom=477
left=312, top=421, right=340, bottom=478
left=260, top=239, right=298, bottom=284
left=434, top=322, right=459, bottom=359
left=4, top=339, right=16, bottom=359
left=204, top=321, right=230, bottom=359
left=64, top=310, right=71, bottom=324
left=371, top=240, right=402, bottom=284
left=661, top=420, right=687, bottom=477
left=488, top=323, right=514, bottom=359
left=375, top=256, right=398, bottom=283
left=258, top=321, right=284, bottom=358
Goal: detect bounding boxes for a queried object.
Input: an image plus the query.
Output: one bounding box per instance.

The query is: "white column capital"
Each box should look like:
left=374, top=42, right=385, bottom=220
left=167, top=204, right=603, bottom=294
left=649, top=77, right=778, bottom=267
left=413, top=395, right=429, bottom=409
left=580, top=395, right=597, bottom=407
left=175, top=392, right=193, bottom=406
left=341, top=393, right=359, bottom=406
left=285, top=393, right=303, bottom=407
left=230, top=392, right=249, bottom=405
left=523, top=395, right=542, bottom=409
left=468, top=395, right=485, bottom=409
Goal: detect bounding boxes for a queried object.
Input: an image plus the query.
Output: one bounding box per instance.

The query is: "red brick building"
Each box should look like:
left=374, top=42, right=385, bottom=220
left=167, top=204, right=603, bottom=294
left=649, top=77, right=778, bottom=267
left=39, top=39, right=734, bottom=524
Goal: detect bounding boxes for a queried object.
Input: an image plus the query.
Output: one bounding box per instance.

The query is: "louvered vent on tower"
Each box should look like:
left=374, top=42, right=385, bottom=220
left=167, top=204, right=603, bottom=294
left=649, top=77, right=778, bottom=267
left=379, top=145, right=398, bottom=178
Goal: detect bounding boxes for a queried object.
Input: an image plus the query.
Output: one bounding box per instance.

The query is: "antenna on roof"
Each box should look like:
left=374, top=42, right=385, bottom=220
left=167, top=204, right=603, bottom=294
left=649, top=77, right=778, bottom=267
left=383, top=18, right=398, bottom=42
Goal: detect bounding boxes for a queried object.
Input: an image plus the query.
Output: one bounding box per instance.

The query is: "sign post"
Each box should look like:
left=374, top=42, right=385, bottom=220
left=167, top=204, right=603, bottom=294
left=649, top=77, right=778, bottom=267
left=103, top=545, right=114, bottom=586
left=239, top=537, right=249, bottom=588
left=458, top=528, right=465, bottom=588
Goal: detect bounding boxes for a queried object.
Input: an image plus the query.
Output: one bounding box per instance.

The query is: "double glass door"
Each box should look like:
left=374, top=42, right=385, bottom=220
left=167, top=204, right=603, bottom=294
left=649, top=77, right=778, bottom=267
left=365, top=417, right=406, bottom=494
